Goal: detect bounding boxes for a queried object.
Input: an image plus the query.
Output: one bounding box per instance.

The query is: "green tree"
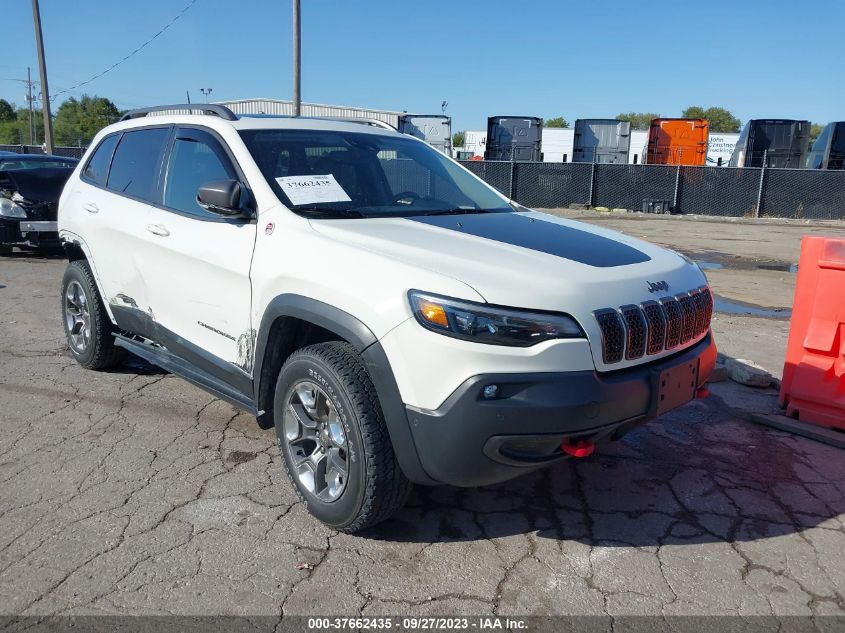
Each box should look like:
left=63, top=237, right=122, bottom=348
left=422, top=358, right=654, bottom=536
left=809, top=123, right=824, bottom=146
left=681, top=106, right=741, bottom=133
left=54, top=95, right=121, bottom=146
left=616, top=112, right=659, bottom=130
left=452, top=130, right=466, bottom=148
left=0, top=100, right=15, bottom=122
left=545, top=116, right=569, bottom=128
left=0, top=107, right=42, bottom=145
left=0, top=120, right=21, bottom=144
left=682, top=106, right=706, bottom=119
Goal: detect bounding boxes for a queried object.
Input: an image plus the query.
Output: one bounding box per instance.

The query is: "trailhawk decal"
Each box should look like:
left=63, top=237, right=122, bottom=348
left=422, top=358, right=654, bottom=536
left=407, top=213, right=651, bottom=267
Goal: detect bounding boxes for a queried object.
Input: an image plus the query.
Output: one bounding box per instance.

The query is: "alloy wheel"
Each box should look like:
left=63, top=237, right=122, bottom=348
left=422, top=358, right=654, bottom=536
left=283, top=380, right=349, bottom=502
left=64, top=280, right=91, bottom=353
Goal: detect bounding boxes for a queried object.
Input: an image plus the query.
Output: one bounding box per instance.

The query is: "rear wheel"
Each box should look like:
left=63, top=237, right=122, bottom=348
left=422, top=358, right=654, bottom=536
left=274, top=341, right=411, bottom=532
left=0, top=244, right=12, bottom=256
left=61, top=260, right=125, bottom=370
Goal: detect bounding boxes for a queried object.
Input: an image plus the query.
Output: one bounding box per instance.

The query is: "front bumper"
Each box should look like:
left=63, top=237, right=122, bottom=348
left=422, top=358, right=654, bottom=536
left=0, top=218, right=60, bottom=249
left=404, top=333, right=717, bottom=487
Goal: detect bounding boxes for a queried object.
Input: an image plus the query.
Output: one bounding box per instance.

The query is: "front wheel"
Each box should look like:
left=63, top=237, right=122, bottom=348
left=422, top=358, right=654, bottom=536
left=274, top=341, right=411, bottom=532
left=61, top=260, right=125, bottom=370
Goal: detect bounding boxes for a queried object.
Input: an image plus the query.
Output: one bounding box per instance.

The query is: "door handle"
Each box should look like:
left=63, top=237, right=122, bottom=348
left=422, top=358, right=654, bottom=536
left=83, top=202, right=99, bottom=214
left=146, top=224, right=170, bottom=237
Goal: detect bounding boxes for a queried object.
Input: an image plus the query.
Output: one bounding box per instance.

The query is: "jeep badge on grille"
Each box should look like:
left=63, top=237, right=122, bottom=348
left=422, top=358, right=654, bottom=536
left=647, top=280, right=669, bottom=293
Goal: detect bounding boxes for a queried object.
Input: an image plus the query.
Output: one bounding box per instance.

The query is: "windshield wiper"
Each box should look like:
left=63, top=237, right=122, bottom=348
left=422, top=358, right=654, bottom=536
left=419, top=208, right=490, bottom=216
left=294, top=206, right=364, bottom=219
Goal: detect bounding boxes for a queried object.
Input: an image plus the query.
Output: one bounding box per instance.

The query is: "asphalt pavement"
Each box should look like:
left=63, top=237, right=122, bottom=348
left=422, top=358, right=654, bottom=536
left=1, top=218, right=843, bottom=618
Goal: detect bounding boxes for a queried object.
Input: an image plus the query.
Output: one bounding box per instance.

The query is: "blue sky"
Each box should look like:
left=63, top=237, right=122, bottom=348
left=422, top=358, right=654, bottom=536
left=1, top=0, right=843, bottom=132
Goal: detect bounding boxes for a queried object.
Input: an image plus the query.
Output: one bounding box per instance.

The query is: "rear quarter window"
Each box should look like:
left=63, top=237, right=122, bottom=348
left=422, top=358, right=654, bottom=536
left=82, top=134, right=119, bottom=185
left=106, top=128, right=170, bottom=202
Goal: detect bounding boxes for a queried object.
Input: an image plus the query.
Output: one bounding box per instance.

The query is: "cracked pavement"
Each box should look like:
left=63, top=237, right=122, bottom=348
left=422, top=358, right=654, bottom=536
left=1, top=253, right=843, bottom=618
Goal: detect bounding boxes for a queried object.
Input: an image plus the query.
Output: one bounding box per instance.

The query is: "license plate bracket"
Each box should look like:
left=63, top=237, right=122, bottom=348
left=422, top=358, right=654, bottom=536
left=652, top=359, right=700, bottom=416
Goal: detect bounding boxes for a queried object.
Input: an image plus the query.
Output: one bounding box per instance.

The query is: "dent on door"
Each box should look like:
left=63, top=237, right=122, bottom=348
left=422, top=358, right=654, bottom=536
left=108, top=258, right=155, bottom=337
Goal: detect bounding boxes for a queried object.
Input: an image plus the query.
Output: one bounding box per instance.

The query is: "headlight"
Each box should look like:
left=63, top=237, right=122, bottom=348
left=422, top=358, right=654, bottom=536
left=409, top=291, right=584, bottom=347
left=0, top=197, right=26, bottom=219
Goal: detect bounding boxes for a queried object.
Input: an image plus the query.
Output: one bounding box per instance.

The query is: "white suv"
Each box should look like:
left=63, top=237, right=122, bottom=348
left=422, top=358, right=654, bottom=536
left=58, top=104, right=716, bottom=532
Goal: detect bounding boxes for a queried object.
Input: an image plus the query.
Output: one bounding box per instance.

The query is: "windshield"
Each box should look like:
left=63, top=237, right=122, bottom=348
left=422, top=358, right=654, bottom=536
left=239, top=128, right=512, bottom=218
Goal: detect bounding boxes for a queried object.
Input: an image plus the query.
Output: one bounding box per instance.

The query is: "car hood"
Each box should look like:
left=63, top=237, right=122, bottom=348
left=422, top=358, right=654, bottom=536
left=0, top=167, right=74, bottom=203
left=309, top=210, right=706, bottom=310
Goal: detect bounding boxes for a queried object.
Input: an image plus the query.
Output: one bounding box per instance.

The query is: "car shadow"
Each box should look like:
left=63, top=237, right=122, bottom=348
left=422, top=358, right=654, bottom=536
left=109, top=354, right=167, bottom=376
left=364, top=390, right=844, bottom=546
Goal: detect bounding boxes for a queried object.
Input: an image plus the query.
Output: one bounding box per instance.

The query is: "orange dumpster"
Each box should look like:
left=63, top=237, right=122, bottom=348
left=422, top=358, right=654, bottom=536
left=645, top=118, right=709, bottom=166
left=779, top=237, right=845, bottom=430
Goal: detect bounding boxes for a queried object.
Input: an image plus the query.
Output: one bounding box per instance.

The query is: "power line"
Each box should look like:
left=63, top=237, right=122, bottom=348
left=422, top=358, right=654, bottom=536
left=51, top=0, right=201, bottom=100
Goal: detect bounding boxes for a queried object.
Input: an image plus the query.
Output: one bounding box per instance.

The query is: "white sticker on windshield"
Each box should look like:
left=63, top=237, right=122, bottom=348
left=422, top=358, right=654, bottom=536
left=275, top=174, right=352, bottom=206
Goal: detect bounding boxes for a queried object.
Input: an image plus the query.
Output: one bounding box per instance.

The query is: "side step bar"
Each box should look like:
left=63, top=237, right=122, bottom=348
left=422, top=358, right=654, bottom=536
left=114, top=334, right=258, bottom=416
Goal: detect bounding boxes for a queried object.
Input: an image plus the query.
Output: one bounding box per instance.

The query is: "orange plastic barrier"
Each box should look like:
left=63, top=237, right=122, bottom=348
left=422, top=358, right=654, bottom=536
left=779, top=237, right=845, bottom=430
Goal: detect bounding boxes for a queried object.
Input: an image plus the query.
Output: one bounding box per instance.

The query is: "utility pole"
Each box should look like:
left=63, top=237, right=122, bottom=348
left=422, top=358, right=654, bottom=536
left=26, top=68, right=35, bottom=145
left=292, top=0, right=301, bottom=116
left=200, top=88, right=212, bottom=103
left=31, top=0, right=54, bottom=154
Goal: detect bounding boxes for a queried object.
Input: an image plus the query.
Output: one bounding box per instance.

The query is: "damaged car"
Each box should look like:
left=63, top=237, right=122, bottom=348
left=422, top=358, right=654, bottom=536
left=58, top=105, right=716, bottom=533
left=0, top=156, right=77, bottom=255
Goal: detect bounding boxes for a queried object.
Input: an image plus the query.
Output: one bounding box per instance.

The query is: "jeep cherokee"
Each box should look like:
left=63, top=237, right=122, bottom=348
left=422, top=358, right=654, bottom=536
left=58, top=104, right=716, bottom=532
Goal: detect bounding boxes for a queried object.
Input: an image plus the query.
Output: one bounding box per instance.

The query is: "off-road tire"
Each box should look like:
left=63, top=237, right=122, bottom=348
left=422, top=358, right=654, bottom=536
left=274, top=341, right=412, bottom=532
left=0, top=244, right=12, bottom=256
left=61, top=260, right=125, bottom=370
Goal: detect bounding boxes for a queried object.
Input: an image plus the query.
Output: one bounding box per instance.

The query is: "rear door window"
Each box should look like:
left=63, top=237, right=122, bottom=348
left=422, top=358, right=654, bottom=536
left=82, top=134, right=119, bottom=185
left=106, top=128, right=170, bottom=202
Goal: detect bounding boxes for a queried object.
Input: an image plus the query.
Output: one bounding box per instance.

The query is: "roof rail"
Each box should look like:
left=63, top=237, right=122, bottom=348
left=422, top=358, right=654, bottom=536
left=119, top=104, right=238, bottom=122
left=332, top=117, right=397, bottom=131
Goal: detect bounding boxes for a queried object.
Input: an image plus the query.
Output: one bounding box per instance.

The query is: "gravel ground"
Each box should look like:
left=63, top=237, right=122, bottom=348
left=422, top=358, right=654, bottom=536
left=1, top=217, right=844, bottom=619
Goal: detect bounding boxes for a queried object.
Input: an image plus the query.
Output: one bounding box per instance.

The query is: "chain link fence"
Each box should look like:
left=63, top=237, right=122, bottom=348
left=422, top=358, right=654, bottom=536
left=675, top=166, right=761, bottom=217
left=760, top=168, right=845, bottom=220
left=460, top=160, right=845, bottom=220
left=511, top=162, right=592, bottom=208
left=593, top=164, right=677, bottom=210
left=460, top=160, right=513, bottom=197
left=0, top=144, right=87, bottom=159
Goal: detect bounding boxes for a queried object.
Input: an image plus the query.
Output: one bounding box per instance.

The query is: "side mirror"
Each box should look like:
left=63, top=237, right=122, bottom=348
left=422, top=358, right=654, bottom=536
left=197, top=179, right=248, bottom=216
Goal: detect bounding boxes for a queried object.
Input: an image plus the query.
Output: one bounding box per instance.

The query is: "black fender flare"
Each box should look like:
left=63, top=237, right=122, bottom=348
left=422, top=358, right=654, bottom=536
left=253, top=294, right=436, bottom=485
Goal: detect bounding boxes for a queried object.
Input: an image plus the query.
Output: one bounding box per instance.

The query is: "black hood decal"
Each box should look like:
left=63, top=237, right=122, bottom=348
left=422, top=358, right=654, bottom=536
left=407, top=213, right=651, bottom=267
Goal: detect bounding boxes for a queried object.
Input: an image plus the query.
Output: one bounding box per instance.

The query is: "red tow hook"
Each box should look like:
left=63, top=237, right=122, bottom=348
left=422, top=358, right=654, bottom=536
left=561, top=439, right=595, bottom=458
left=695, top=386, right=711, bottom=399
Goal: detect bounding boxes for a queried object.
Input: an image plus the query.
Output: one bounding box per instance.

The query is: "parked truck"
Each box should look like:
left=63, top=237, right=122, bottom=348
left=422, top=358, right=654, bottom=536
left=805, top=122, right=845, bottom=170
left=645, top=118, right=708, bottom=166
left=398, top=114, right=452, bottom=155
left=729, top=119, right=810, bottom=168
left=484, top=116, right=543, bottom=161
left=572, top=119, right=631, bottom=164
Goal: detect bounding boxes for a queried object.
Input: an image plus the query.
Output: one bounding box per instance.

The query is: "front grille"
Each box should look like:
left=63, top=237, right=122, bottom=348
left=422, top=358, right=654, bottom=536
left=17, top=200, right=57, bottom=221
left=593, top=286, right=712, bottom=365
left=691, top=289, right=706, bottom=335
left=660, top=298, right=683, bottom=349
left=621, top=305, right=647, bottom=360
left=700, top=287, right=714, bottom=325
left=594, top=309, right=626, bottom=364
left=642, top=301, right=667, bottom=355
left=678, top=294, right=696, bottom=344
